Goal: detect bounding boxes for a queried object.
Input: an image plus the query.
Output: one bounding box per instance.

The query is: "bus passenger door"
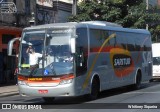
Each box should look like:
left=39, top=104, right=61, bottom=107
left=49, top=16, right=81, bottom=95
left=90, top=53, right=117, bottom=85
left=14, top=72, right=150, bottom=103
left=75, top=28, right=88, bottom=92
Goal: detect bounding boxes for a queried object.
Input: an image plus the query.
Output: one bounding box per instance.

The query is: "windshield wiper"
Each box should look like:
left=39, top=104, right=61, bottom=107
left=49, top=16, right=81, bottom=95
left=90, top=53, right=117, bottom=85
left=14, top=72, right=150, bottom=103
left=29, top=66, right=38, bottom=77
left=52, top=68, right=57, bottom=75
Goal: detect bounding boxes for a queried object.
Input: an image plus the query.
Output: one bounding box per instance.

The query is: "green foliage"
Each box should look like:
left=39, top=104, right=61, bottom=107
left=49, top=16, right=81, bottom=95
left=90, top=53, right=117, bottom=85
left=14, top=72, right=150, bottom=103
left=68, top=0, right=160, bottom=42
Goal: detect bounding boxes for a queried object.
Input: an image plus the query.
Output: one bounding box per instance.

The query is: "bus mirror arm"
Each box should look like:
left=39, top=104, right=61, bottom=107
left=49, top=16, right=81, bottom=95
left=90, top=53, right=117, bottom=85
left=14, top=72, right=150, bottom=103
left=8, top=37, right=20, bottom=56
left=79, top=54, right=84, bottom=67
left=77, top=47, right=84, bottom=67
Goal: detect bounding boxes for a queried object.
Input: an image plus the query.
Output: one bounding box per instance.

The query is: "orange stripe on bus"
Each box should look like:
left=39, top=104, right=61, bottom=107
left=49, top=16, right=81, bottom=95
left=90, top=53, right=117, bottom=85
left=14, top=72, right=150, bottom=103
left=90, top=46, right=121, bottom=52
left=18, top=74, right=74, bottom=83
left=26, top=80, right=60, bottom=84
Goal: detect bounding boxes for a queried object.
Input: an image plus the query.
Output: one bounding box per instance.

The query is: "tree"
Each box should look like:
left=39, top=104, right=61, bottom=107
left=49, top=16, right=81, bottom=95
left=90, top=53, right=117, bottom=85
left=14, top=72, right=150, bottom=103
left=68, top=0, right=160, bottom=42
left=69, top=0, right=123, bottom=22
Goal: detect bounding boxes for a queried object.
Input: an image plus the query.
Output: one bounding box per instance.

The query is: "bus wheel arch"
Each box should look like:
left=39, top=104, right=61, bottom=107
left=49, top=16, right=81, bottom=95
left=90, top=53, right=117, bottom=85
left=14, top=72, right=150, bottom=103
left=87, top=74, right=100, bottom=100
left=134, top=69, right=142, bottom=89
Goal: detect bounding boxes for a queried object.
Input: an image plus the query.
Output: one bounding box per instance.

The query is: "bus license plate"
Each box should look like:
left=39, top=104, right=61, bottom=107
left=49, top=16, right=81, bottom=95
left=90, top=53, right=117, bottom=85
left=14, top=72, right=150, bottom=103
left=38, top=90, right=48, bottom=94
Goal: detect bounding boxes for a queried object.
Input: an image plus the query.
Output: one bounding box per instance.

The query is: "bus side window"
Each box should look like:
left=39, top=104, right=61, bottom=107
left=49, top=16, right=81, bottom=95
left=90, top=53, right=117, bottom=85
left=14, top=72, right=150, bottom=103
left=135, top=36, right=141, bottom=51
left=127, top=33, right=136, bottom=51
left=115, top=32, right=128, bottom=49
left=108, top=31, right=116, bottom=47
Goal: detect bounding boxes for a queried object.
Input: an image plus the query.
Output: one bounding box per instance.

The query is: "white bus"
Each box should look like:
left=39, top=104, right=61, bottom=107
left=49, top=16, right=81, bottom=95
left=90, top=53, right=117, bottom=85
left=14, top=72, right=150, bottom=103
left=152, top=43, right=160, bottom=81
left=8, top=21, right=152, bottom=102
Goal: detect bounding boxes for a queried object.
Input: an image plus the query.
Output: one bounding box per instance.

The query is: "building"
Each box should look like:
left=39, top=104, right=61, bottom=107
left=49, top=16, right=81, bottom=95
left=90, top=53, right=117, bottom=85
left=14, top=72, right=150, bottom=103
left=52, top=0, right=72, bottom=23
left=148, top=0, right=158, bottom=6
left=146, top=0, right=160, bottom=8
left=0, top=26, right=22, bottom=84
left=36, top=0, right=55, bottom=25
left=0, top=0, right=36, bottom=27
left=0, top=0, right=74, bottom=84
left=0, top=0, right=73, bottom=27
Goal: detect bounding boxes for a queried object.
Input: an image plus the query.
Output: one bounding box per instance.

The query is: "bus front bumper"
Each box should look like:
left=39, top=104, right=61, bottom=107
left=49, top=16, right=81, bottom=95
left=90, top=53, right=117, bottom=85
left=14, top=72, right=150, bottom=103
left=152, top=73, right=160, bottom=79
left=18, top=83, right=76, bottom=97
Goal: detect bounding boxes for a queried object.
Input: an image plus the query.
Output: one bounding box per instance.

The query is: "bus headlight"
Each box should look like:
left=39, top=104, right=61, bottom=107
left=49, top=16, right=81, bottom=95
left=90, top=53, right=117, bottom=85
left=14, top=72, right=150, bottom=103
left=59, top=74, right=74, bottom=85
left=59, top=79, right=73, bottom=85
left=18, top=80, right=27, bottom=85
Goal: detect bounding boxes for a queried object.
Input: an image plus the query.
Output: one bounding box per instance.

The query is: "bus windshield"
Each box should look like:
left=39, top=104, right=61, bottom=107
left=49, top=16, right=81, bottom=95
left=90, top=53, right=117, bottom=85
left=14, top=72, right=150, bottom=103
left=153, top=57, right=160, bottom=65
left=19, top=29, right=73, bottom=77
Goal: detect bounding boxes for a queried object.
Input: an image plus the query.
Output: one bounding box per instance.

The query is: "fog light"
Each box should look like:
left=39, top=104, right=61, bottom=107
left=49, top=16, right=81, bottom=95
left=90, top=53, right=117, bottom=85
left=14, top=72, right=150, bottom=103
left=18, top=80, right=26, bottom=85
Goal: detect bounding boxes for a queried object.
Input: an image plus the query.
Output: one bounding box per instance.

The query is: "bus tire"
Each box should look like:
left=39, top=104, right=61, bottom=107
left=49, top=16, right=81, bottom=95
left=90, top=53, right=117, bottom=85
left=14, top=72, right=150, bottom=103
left=133, top=71, right=142, bottom=89
left=87, top=77, right=100, bottom=100
left=43, top=97, right=55, bottom=103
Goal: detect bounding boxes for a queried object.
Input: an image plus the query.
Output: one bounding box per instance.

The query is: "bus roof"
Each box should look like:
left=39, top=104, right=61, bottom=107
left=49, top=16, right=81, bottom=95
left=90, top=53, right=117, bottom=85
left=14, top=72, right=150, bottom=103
left=24, top=21, right=150, bottom=35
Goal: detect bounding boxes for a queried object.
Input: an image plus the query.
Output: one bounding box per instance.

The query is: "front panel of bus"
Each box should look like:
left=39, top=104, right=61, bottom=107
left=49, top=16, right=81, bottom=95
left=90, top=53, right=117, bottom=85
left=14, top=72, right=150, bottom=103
left=17, top=28, right=76, bottom=97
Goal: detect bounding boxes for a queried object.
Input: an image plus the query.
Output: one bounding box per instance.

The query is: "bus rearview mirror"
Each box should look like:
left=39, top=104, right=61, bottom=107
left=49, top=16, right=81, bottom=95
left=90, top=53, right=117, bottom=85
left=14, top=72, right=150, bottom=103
left=8, top=37, right=20, bottom=56
left=71, top=38, right=76, bottom=53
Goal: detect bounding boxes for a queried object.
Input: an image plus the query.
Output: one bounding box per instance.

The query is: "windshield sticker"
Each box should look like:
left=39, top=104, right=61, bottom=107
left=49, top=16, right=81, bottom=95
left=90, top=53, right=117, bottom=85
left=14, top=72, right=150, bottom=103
left=44, top=69, right=49, bottom=76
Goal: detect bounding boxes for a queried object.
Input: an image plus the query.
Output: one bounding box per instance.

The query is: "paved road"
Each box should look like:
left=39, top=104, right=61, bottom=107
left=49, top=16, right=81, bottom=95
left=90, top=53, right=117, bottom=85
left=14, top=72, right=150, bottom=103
left=1, top=81, right=160, bottom=112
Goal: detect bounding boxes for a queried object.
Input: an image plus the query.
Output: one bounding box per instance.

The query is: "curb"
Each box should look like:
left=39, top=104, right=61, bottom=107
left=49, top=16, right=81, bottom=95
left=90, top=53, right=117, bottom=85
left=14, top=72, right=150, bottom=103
left=0, top=91, right=19, bottom=98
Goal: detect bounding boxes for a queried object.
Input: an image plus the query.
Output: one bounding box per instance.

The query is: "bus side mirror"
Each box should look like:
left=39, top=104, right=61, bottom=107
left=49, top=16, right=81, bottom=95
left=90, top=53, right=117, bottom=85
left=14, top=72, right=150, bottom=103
left=8, top=37, right=20, bottom=56
left=71, top=38, right=76, bottom=53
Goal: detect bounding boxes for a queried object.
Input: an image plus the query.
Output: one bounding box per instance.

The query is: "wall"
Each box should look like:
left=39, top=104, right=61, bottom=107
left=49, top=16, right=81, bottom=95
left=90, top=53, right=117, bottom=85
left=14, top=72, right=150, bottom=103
left=0, top=0, right=74, bottom=26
